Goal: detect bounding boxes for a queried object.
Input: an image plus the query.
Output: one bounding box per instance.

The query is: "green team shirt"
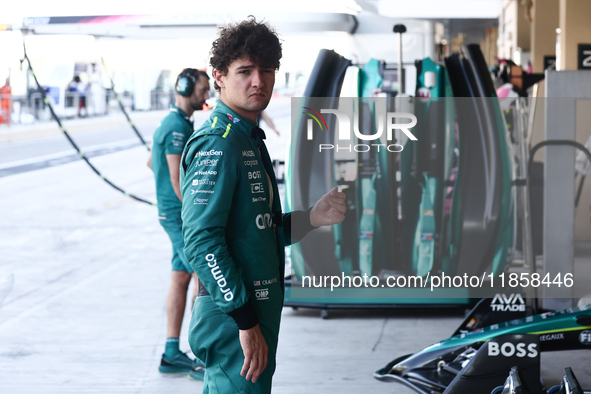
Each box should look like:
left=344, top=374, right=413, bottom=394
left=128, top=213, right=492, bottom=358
left=152, top=105, right=194, bottom=216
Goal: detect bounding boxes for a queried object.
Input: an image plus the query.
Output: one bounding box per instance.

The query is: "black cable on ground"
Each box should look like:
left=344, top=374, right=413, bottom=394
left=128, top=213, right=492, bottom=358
left=527, top=139, right=591, bottom=314
left=22, top=42, right=155, bottom=207
left=100, top=56, right=151, bottom=151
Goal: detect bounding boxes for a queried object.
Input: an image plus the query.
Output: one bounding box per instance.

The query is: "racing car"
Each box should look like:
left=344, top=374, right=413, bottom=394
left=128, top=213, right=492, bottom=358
left=374, top=298, right=591, bottom=394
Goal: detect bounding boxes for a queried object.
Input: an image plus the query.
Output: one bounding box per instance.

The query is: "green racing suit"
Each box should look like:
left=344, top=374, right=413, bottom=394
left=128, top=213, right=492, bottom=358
left=180, top=100, right=314, bottom=393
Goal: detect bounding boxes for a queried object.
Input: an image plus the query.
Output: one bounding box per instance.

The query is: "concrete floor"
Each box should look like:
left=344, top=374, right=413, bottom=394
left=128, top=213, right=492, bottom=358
left=0, top=114, right=590, bottom=393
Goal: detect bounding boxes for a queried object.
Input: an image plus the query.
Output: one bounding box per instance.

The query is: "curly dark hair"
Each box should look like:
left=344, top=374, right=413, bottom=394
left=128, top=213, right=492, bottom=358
left=210, top=16, right=282, bottom=91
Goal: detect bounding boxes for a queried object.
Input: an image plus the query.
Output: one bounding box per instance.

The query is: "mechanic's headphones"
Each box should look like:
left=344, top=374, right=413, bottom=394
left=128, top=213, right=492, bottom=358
left=176, top=69, right=198, bottom=97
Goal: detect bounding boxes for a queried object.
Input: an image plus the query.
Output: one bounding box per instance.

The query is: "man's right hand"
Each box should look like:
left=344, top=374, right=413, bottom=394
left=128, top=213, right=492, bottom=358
left=239, top=324, right=268, bottom=383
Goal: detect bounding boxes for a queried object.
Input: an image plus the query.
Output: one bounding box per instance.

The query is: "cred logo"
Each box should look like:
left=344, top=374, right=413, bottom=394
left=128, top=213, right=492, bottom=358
left=256, top=213, right=272, bottom=230
left=488, top=342, right=538, bottom=358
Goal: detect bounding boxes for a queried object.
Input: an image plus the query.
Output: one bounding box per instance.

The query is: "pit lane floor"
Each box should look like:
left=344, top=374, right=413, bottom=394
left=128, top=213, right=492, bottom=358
left=1, top=111, right=590, bottom=393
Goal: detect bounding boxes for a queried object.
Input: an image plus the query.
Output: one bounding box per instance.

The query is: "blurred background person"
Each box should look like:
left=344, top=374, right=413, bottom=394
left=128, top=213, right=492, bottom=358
left=67, top=75, right=87, bottom=117
left=147, top=68, right=210, bottom=381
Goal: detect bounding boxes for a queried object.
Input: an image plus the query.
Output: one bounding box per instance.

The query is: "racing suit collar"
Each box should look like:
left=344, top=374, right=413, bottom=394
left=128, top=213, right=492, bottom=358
left=213, top=100, right=260, bottom=139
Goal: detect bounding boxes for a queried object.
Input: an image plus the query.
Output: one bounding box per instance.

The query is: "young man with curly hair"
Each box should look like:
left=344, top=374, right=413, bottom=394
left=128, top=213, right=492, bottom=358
left=179, top=17, right=346, bottom=393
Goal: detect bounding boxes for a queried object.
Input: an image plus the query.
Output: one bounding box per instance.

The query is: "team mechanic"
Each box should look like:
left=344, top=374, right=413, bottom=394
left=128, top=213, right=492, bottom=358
left=147, top=68, right=210, bottom=380
left=180, top=18, right=347, bottom=393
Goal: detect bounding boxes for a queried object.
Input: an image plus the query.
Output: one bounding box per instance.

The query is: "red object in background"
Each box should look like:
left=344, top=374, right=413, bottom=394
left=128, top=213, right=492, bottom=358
left=0, top=81, right=11, bottom=125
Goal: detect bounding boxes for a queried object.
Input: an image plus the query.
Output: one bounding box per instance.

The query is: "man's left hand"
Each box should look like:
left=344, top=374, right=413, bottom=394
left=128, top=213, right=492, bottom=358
left=310, top=187, right=347, bottom=227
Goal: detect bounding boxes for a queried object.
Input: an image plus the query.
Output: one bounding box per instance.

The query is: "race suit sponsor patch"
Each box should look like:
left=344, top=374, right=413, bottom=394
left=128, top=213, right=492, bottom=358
left=254, top=278, right=277, bottom=286
left=196, top=149, right=223, bottom=157
left=255, top=288, right=269, bottom=301
left=251, top=183, right=264, bottom=193
left=193, top=179, right=216, bottom=186
left=248, top=171, right=262, bottom=180
left=195, top=170, right=217, bottom=176
left=195, top=159, right=219, bottom=167
left=206, top=253, right=233, bottom=301
left=255, top=213, right=272, bottom=230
